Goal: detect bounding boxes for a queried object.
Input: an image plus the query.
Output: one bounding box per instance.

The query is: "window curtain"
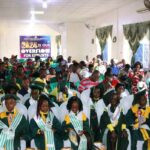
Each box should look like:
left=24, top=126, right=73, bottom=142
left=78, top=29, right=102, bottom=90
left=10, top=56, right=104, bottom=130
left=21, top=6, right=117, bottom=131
left=56, top=35, right=61, bottom=55
left=96, top=25, right=113, bottom=59
left=123, top=21, right=150, bottom=65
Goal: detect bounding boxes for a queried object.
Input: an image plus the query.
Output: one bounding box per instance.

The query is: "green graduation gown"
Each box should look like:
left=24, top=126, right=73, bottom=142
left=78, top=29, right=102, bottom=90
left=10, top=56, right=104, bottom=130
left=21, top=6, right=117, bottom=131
left=62, top=112, right=93, bottom=150
left=126, top=104, right=150, bottom=150
left=100, top=104, right=129, bottom=150
left=30, top=114, right=63, bottom=150
left=0, top=111, right=30, bottom=150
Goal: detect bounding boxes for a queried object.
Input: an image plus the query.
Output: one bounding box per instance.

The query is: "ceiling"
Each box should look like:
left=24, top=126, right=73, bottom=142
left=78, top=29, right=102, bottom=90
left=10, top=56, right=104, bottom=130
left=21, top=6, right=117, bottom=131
left=0, top=0, right=137, bottom=24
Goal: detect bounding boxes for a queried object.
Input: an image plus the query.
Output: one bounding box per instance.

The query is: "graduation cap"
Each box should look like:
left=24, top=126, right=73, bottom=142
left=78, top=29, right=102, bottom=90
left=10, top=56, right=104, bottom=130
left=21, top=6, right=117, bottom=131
left=30, top=81, right=45, bottom=91
left=115, top=83, right=125, bottom=90
left=3, top=83, right=20, bottom=94
left=2, top=94, right=20, bottom=101
left=39, top=94, right=55, bottom=107
left=103, top=88, right=115, bottom=106
left=133, top=88, right=147, bottom=105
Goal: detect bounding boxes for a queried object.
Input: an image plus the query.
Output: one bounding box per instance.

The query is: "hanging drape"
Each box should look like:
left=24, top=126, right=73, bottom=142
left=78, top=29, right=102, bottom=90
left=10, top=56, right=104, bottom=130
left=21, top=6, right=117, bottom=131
left=96, top=25, right=113, bottom=55
left=123, top=21, right=150, bottom=65
left=55, top=35, right=61, bottom=55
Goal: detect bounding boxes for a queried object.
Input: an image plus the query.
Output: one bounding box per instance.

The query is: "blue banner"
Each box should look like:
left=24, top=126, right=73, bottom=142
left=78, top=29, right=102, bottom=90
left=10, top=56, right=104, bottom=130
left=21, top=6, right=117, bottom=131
left=20, top=36, right=51, bottom=58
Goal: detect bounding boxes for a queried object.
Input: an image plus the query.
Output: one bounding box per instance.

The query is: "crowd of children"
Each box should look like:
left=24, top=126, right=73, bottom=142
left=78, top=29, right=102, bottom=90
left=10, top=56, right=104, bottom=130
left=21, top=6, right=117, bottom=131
left=0, top=54, right=150, bottom=150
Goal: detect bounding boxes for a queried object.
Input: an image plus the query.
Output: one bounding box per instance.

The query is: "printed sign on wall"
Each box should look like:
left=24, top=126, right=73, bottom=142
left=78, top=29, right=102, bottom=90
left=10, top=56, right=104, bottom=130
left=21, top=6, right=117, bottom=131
left=20, top=36, right=51, bottom=58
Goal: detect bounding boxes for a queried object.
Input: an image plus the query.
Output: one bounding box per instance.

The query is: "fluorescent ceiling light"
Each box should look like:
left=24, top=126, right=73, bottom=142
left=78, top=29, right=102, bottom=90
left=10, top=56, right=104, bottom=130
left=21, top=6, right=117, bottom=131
left=31, top=10, right=44, bottom=15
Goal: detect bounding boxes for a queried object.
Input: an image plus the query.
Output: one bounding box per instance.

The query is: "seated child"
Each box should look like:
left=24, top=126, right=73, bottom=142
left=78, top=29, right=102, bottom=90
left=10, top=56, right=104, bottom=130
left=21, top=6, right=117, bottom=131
left=100, top=93, right=129, bottom=150
left=62, top=96, right=93, bottom=150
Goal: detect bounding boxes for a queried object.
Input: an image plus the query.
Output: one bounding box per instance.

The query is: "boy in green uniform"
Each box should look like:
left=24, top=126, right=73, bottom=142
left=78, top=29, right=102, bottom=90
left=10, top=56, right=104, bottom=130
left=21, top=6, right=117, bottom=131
left=0, top=94, right=29, bottom=150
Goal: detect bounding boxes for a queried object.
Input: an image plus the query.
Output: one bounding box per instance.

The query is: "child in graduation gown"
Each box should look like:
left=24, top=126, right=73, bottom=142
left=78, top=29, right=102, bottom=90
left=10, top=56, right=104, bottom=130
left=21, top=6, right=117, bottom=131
left=100, top=92, right=129, bottom=150
left=126, top=92, right=150, bottom=150
left=82, top=85, right=105, bottom=142
left=30, top=94, right=63, bottom=150
left=0, top=94, right=30, bottom=150
left=62, top=96, right=93, bottom=150
left=24, top=81, right=44, bottom=109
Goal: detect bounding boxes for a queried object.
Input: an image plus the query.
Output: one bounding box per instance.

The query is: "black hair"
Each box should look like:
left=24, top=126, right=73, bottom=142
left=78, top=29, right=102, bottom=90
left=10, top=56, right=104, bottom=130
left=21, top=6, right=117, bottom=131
left=72, top=60, right=78, bottom=65
left=17, top=65, right=24, bottom=69
left=36, top=94, right=54, bottom=117
left=125, top=64, right=130, bottom=69
left=39, top=67, right=46, bottom=72
left=104, top=71, right=113, bottom=78
left=4, top=83, right=19, bottom=94
left=92, top=70, right=100, bottom=75
left=106, top=67, right=112, bottom=74
left=115, top=83, right=125, bottom=91
left=133, top=61, right=143, bottom=69
left=35, top=56, right=40, bottom=62
left=90, top=85, right=103, bottom=99
left=67, top=56, right=72, bottom=61
left=110, top=92, right=119, bottom=104
left=88, top=64, right=94, bottom=69
left=56, top=55, right=63, bottom=63
left=67, top=96, right=83, bottom=112
left=80, top=61, right=86, bottom=67
left=0, top=62, right=4, bottom=65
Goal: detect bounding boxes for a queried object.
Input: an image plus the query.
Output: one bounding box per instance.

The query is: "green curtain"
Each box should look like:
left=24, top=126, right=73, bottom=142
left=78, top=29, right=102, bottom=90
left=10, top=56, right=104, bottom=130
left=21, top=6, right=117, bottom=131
left=56, top=35, right=61, bottom=55
left=123, top=21, right=150, bottom=64
left=96, top=25, right=113, bottom=54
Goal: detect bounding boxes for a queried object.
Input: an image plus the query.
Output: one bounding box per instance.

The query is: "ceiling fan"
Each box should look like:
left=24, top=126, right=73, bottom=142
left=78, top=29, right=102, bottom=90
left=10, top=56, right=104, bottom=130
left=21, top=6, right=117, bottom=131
left=137, top=0, right=150, bottom=13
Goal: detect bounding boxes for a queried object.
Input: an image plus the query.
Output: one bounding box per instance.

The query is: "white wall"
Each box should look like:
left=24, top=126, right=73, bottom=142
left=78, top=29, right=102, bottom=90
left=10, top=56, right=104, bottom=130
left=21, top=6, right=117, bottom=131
left=65, top=23, right=85, bottom=61
left=60, top=22, right=97, bottom=61
left=0, top=21, right=59, bottom=59
left=85, top=0, right=150, bottom=63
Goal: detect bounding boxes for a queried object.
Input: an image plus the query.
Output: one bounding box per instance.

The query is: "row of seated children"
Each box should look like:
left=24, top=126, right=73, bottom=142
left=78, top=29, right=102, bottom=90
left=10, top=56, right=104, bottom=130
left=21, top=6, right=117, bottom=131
left=0, top=83, right=150, bottom=150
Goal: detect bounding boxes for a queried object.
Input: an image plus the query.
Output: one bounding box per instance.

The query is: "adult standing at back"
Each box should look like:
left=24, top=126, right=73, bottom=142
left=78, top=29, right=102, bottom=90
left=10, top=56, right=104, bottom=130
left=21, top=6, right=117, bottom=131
left=110, top=59, right=120, bottom=77
left=129, top=61, right=144, bottom=94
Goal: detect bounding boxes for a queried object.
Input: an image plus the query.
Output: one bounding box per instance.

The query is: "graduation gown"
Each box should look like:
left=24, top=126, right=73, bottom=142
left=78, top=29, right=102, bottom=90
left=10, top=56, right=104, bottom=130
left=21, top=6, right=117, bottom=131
left=59, top=89, right=81, bottom=123
left=24, top=97, right=37, bottom=109
left=28, top=102, right=60, bottom=123
left=62, top=112, right=93, bottom=150
left=100, top=104, right=129, bottom=150
left=30, top=112, right=63, bottom=150
left=126, top=104, right=150, bottom=150
left=81, top=95, right=106, bottom=142
left=120, top=91, right=149, bottom=115
left=0, top=110, right=30, bottom=150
